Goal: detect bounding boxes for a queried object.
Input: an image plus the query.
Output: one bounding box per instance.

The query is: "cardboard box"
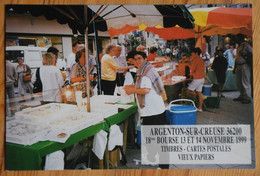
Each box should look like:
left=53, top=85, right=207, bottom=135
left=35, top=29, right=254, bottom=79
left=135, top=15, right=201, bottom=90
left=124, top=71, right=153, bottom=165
left=109, top=147, right=120, bottom=168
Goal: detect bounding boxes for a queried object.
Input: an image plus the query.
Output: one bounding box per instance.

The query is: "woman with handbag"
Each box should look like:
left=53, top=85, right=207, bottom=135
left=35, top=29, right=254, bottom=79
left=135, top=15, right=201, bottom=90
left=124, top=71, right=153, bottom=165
left=70, top=48, right=94, bottom=98
left=16, top=58, right=34, bottom=102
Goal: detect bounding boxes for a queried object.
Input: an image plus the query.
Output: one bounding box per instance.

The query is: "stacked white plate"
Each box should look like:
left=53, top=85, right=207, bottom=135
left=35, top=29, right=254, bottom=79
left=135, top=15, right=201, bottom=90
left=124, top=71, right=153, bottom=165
left=171, top=76, right=186, bottom=82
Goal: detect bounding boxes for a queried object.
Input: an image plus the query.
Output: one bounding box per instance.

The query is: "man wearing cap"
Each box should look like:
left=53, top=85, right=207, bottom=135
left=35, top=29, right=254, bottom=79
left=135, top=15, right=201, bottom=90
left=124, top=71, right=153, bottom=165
left=47, top=47, right=66, bottom=80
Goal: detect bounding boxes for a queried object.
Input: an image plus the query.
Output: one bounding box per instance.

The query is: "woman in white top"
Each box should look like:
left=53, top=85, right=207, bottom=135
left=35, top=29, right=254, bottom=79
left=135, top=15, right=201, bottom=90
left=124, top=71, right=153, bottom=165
left=40, top=53, right=64, bottom=103
left=124, top=51, right=168, bottom=169
left=124, top=51, right=166, bottom=120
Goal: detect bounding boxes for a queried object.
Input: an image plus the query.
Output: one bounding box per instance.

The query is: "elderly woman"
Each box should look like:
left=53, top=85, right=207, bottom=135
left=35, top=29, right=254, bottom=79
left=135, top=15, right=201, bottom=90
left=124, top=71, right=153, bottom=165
left=40, top=53, right=64, bottom=103
left=101, top=43, right=134, bottom=95
left=71, top=49, right=95, bottom=98
left=16, top=58, right=34, bottom=102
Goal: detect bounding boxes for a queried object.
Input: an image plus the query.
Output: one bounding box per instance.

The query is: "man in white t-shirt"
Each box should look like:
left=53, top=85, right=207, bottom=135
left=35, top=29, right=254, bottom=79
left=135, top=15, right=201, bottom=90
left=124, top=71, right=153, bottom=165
left=66, top=42, right=80, bottom=79
left=113, top=45, right=128, bottom=86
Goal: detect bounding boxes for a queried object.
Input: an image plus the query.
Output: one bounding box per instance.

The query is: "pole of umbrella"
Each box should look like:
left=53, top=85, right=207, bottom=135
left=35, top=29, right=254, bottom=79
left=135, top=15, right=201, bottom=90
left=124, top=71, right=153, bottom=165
left=145, top=31, right=148, bottom=55
left=85, top=30, right=91, bottom=112
left=92, top=10, right=102, bottom=95
left=84, top=6, right=91, bottom=112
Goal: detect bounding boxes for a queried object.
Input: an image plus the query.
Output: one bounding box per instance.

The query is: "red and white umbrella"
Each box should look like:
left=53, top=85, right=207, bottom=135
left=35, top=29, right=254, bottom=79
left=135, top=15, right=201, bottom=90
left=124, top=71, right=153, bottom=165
left=106, top=7, right=252, bottom=40
left=189, top=6, right=252, bottom=37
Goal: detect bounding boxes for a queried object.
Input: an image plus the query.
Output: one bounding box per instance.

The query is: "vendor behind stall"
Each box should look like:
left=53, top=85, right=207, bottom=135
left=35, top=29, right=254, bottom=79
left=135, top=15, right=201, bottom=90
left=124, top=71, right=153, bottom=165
left=185, top=47, right=205, bottom=112
left=40, top=53, right=64, bottom=103
left=124, top=51, right=168, bottom=169
left=147, top=47, right=158, bottom=61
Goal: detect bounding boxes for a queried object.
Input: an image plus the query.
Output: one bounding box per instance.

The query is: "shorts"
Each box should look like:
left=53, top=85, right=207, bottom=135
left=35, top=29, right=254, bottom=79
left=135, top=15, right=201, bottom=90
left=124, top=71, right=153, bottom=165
left=187, top=78, right=204, bottom=92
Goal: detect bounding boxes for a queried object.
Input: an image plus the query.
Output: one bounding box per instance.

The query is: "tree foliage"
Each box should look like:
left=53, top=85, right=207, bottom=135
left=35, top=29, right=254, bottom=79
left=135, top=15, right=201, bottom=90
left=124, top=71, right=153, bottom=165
left=124, top=35, right=141, bottom=50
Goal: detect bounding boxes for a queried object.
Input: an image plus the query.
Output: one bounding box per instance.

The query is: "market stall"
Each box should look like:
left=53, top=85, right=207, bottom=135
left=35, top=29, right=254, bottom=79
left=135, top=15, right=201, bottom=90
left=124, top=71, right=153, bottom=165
left=149, top=59, right=188, bottom=103
left=6, top=122, right=107, bottom=170
left=163, top=76, right=187, bottom=103
left=5, top=96, right=138, bottom=170
left=206, top=69, right=237, bottom=91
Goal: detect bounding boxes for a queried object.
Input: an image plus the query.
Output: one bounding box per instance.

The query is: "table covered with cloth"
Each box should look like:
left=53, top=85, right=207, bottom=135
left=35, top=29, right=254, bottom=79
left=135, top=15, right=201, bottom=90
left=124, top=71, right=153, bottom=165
left=5, top=104, right=137, bottom=170
left=162, top=75, right=187, bottom=103
left=206, top=69, right=237, bottom=91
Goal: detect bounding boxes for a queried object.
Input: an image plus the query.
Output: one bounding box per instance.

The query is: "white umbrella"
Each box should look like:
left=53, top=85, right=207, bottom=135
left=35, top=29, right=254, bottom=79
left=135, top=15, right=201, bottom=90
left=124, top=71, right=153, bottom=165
left=88, top=5, right=195, bottom=37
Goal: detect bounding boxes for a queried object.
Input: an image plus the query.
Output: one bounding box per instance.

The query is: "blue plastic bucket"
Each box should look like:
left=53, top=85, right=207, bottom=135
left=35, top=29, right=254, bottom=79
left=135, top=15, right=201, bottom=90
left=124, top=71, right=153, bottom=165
left=167, top=99, right=197, bottom=125
left=203, top=83, right=213, bottom=96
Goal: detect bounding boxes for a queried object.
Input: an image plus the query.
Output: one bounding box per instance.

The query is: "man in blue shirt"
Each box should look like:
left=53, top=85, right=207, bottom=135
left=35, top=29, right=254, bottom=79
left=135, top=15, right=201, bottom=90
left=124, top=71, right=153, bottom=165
left=224, top=43, right=236, bottom=68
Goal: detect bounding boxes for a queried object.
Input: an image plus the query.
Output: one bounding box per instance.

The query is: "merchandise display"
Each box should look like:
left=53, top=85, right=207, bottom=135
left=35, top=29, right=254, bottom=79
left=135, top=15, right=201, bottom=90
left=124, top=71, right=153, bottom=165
left=15, top=103, right=78, bottom=123
left=6, top=120, right=50, bottom=145
left=171, top=76, right=186, bottom=82
left=7, top=96, right=134, bottom=146
left=48, top=111, right=104, bottom=134
left=14, top=102, right=104, bottom=135
left=89, top=95, right=124, bottom=117
left=57, top=133, right=67, bottom=138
